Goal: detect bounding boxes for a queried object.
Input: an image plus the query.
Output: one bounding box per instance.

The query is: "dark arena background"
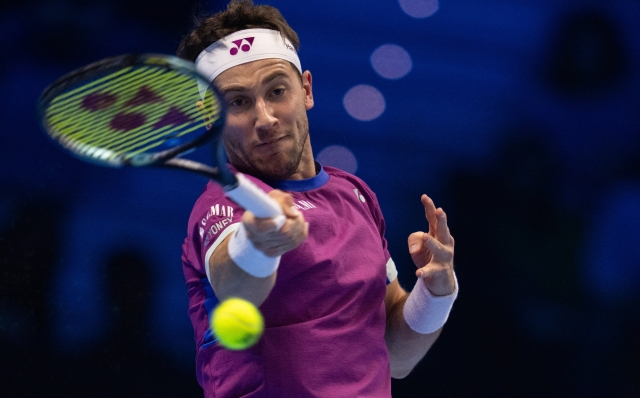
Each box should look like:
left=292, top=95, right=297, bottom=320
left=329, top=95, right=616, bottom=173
left=1, top=0, right=639, bottom=397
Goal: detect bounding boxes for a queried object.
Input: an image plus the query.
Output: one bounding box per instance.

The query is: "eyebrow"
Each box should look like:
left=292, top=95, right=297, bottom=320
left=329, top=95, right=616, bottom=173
left=218, top=71, right=289, bottom=95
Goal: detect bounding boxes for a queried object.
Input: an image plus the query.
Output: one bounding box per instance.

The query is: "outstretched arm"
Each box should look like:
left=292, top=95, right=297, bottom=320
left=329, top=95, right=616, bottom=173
left=209, top=190, right=308, bottom=307
left=384, top=194, right=457, bottom=378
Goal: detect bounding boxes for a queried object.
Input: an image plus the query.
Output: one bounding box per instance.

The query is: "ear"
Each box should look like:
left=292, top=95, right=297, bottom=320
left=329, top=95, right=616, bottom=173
left=195, top=100, right=213, bottom=130
left=302, top=70, right=314, bottom=110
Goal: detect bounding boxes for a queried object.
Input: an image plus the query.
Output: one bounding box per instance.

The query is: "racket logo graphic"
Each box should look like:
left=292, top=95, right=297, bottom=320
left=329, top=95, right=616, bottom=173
left=80, top=86, right=193, bottom=132
left=229, top=37, right=255, bottom=55
left=82, top=92, right=117, bottom=111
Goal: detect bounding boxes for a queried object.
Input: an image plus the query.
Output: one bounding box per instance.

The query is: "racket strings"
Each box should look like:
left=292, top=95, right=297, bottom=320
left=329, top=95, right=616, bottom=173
left=109, top=94, right=217, bottom=156
left=65, top=84, right=202, bottom=149
left=47, top=67, right=163, bottom=118
left=48, top=68, right=206, bottom=137
left=48, top=66, right=135, bottom=105
left=46, top=68, right=179, bottom=138
left=45, top=66, right=220, bottom=162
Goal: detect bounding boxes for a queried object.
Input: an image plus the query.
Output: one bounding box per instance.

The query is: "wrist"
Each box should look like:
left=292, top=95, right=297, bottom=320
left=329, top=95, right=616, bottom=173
left=424, top=272, right=457, bottom=297
left=403, top=272, right=459, bottom=334
left=227, top=222, right=280, bottom=278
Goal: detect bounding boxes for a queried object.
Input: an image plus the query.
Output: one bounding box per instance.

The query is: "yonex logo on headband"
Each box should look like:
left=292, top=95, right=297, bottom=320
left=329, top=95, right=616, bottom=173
left=195, top=29, right=303, bottom=98
left=230, top=37, right=255, bottom=55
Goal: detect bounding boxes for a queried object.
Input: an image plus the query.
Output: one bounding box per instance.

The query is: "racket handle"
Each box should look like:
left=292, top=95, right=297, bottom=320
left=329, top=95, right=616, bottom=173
left=225, top=173, right=286, bottom=230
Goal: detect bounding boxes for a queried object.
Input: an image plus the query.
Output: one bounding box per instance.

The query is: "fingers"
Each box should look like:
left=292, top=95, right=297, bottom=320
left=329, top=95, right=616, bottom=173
left=408, top=231, right=433, bottom=271
left=421, top=194, right=453, bottom=246
left=415, top=234, right=455, bottom=292
left=411, top=194, right=454, bottom=272
left=244, top=190, right=300, bottom=233
left=254, top=220, right=309, bottom=257
left=411, top=195, right=456, bottom=295
left=421, top=194, right=437, bottom=237
left=268, top=189, right=309, bottom=222
left=434, top=207, right=453, bottom=246
left=408, top=232, right=424, bottom=255
left=422, top=233, right=453, bottom=263
left=409, top=233, right=450, bottom=275
left=243, top=190, right=309, bottom=257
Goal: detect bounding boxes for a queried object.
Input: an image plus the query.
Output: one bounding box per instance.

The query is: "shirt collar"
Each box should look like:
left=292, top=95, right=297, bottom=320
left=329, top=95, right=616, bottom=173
left=267, top=162, right=329, bottom=192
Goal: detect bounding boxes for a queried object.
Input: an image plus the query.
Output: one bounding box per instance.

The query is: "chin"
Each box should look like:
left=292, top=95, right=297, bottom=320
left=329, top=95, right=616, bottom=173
left=257, top=160, right=298, bottom=180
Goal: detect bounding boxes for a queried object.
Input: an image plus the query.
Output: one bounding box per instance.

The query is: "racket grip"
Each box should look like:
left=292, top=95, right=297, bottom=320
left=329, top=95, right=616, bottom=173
left=225, top=173, right=286, bottom=230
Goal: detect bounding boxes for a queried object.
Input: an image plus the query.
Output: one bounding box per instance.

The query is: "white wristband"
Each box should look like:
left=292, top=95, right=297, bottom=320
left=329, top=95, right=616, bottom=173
left=403, top=273, right=459, bottom=334
left=227, top=222, right=280, bottom=278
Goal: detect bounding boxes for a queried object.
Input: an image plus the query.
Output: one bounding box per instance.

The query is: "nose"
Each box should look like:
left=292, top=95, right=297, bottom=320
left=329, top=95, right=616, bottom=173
left=254, top=98, right=277, bottom=133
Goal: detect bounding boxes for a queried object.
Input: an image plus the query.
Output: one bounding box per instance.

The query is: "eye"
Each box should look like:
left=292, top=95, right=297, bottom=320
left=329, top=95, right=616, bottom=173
left=228, top=98, right=248, bottom=108
left=271, top=88, right=285, bottom=97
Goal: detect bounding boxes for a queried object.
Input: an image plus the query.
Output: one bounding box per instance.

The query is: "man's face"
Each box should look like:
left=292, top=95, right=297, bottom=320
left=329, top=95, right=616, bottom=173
left=214, top=59, right=314, bottom=180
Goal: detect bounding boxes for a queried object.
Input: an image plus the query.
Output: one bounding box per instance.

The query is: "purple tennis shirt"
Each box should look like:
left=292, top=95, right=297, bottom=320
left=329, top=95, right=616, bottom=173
left=181, top=165, right=396, bottom=397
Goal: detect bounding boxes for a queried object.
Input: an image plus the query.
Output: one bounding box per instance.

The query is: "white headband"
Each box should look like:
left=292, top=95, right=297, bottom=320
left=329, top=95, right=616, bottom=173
left=195, top=28, right=302, bottom=97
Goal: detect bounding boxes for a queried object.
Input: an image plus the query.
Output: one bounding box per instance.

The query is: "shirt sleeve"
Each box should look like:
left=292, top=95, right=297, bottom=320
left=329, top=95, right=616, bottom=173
left=193, top=192, right=244, bottom=279
left=346, top=172, right=397, bottom=284
left=186, top=176, right=276, bottom=283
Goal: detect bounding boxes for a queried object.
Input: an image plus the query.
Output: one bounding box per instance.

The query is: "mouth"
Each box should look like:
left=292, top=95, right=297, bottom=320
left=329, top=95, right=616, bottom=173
left=255, top=136, right=286, bottom=148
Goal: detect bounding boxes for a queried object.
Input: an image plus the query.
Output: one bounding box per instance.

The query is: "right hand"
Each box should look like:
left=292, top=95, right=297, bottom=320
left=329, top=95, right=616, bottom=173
left=242, top=190, right=309, bottom=257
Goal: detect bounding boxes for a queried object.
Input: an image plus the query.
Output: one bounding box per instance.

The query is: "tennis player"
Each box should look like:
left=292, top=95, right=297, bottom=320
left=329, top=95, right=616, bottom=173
left=179, top=1, right=458, bottom=396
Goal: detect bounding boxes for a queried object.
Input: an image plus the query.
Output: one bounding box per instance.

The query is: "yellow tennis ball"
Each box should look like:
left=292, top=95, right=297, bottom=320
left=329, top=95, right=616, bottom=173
left=211, top=297, right=264, bottom=350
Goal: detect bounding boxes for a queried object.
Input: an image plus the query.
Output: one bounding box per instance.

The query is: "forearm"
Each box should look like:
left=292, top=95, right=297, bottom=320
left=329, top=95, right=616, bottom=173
left=384, top=274, right=457, bottom=378
left=384, top=194, right=457, bottom=378
left=209, top=236, right=277, bottom=307
left=385, top=295, right=442, bottom=379
left=207, top=192, right=307, bottom=306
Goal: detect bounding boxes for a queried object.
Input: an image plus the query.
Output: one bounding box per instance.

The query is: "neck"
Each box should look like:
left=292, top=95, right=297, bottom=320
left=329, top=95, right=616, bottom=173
left=286, top=136, right=316, bottom=180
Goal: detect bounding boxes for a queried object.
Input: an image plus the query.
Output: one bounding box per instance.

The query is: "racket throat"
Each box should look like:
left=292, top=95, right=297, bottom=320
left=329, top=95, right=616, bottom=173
left=162, top=158, right=237, bottom=188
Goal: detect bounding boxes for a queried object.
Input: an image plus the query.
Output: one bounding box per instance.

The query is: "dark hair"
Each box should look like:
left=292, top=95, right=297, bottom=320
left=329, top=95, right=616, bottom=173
left=177, top=0, right=300, bottom=62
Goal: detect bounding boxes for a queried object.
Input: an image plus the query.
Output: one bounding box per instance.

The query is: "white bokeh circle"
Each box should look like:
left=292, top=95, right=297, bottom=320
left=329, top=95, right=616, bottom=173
left=317, top=145, right=358, bottom=174
left=343, top=85, right=386, bottom=121
left=370, top=44, right=413, bottom=79
left=398, top=0, right=439, bottom=18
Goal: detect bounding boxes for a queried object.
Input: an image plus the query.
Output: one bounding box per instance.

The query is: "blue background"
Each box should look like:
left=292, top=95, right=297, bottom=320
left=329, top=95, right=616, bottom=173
left=1, top=0, right=639, bottom=396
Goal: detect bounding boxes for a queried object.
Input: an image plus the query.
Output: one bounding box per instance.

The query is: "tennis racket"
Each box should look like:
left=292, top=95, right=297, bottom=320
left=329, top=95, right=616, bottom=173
left=37, top=53, right=284, bottom=224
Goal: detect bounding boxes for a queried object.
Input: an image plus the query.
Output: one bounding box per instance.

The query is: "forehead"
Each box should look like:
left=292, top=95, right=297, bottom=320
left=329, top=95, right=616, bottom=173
left=213, top=58, right=298, bottom=89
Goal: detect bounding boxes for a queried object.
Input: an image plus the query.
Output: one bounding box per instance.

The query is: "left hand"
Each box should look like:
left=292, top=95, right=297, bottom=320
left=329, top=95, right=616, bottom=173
left=408, top=194, right=456, bottom=296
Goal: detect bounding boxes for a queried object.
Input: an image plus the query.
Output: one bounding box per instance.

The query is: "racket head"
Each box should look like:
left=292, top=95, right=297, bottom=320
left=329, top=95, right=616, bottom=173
left=37, top=54, right=225, bottom=168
